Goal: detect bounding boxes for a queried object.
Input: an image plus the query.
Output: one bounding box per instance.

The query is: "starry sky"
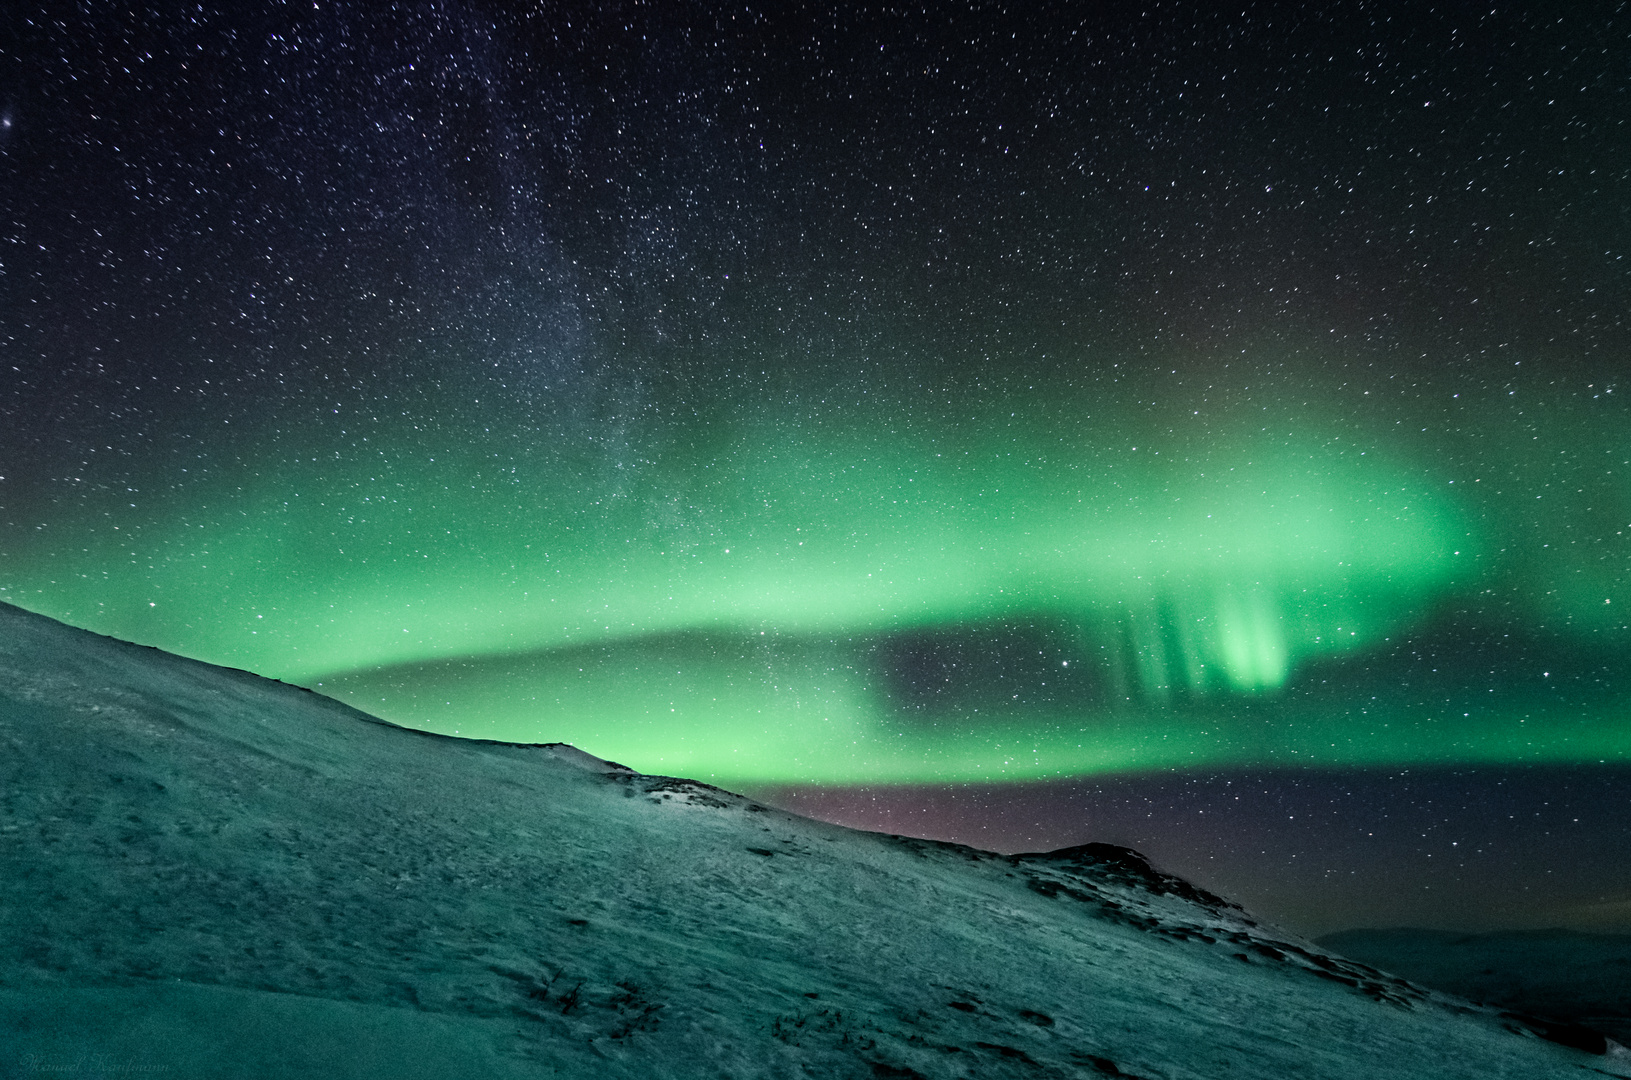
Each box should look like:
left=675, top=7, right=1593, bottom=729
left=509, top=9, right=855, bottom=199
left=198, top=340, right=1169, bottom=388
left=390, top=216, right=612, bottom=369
left=2, top=0, right=1628, bottom=934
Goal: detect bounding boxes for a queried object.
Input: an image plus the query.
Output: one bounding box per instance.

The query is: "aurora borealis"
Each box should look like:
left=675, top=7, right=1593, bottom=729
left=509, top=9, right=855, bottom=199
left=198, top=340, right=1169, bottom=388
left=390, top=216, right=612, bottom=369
left=2, top=385, right=1504, bottom=783
left=9, top=364, right=1625, bottom=786
left=2, top=1, right=1628, bottom=929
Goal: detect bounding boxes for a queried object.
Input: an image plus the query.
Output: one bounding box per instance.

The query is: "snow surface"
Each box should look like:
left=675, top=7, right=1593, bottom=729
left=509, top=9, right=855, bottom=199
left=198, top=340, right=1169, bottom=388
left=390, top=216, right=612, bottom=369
left=1, top=601, right=1625, bottom=1079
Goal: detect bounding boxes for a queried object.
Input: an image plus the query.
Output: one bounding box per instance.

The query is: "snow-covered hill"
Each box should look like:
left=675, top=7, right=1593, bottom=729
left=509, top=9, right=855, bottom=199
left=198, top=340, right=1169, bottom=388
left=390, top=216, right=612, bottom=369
left=0, top=602, right=1622, bottom=1079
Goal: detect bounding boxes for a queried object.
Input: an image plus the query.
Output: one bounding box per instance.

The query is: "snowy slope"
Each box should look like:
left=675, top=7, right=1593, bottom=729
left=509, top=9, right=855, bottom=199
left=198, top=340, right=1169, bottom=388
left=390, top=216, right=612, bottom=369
left=0, top=601, right=1623, bottom=1080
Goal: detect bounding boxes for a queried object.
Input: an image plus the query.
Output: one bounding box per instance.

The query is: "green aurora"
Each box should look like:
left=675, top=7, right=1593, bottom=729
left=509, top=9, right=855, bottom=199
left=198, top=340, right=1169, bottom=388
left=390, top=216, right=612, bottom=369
left=5, top=367, right=1627, bottom=785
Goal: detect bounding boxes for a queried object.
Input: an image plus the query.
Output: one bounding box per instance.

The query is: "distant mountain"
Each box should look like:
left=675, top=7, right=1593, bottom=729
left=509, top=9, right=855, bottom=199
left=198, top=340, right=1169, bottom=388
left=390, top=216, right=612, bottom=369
left=1, top=601, right=1624, bottom=1079
left=1319, top=927, right=1631, bottom=1048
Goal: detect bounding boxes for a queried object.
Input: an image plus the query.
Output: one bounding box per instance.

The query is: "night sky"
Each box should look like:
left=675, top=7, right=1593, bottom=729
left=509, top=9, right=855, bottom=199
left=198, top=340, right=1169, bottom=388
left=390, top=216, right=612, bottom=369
left=3, top=1, right=1628, bottom=934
